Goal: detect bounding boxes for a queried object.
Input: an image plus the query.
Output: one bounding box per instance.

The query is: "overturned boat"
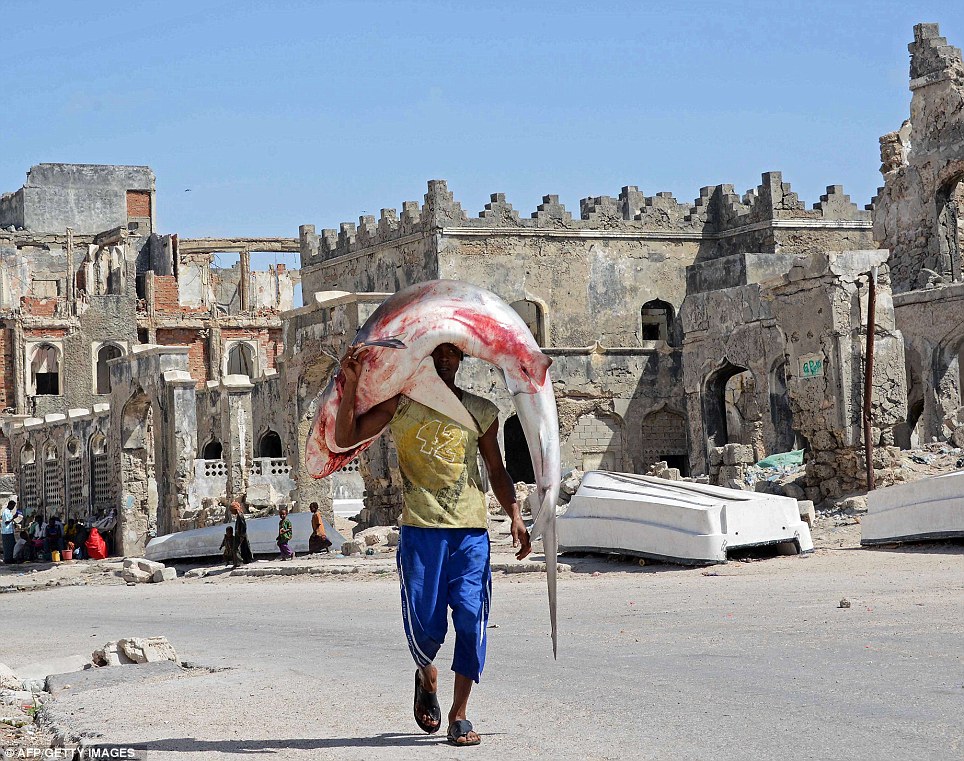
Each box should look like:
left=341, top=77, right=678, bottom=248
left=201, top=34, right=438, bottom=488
left=861, top=469, right=964, bottom=545
left=145, top=512, right=346, bottom=562
left=557, top=471, right=813, bottom=565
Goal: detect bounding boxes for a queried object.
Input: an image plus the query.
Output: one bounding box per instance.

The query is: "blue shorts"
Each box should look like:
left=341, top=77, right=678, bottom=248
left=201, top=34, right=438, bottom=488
left=396, top=526, right=491, bottom=683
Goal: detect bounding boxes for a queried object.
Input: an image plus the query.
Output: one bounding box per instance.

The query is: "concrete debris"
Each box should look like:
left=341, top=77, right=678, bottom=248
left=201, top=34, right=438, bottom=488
left=645, top=461, right=682, bottom=481
left=797, top=500, right=816, bottom=527
left=118, top=637, right=178, bottom=664
left=0, top=665, right=21, bottom=692
left=152, top=567, right=178, bottom=583
left=122, top=557, right=174, bottom=584
left=93, top=637, right=177, bottom=666
left=839, top=598, right=851, bottom=609
left=558, top=469, right=584, bottom=504
left=341, top=540, right=365, bottom=556
left=91, top=643, right=136, bottom=668
left=354, top=525, right=399, bottom=548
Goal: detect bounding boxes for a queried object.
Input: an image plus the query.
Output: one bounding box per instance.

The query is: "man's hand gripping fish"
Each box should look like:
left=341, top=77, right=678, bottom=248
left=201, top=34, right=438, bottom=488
left=305, top=279, right=561, bottom=657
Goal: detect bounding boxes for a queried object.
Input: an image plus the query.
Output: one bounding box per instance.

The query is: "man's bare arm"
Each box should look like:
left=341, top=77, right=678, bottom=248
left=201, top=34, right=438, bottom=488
left=478, top=420, right=531, bottom=560
left=333, top=349, right=400, bottom=448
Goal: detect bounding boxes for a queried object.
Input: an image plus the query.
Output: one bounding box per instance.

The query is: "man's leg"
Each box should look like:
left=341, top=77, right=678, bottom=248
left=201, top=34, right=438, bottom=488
left=447, top=528, right=491, bottom=745
left=398, top=526, right=449, bottom=731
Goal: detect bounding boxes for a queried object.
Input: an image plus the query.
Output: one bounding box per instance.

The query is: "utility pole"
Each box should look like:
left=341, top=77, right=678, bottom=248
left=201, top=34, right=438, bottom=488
left=863, top=267, right=878, bottom=491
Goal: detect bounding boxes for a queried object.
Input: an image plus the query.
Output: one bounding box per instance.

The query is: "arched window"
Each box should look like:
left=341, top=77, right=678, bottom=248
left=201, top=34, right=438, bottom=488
left=226, top=342, right=256, bottom=377
left=258, top=430, right=283, bottom=458
left=640, top=299, right=674, bottom=343
left=30, top=344, right=61, bottom=396
left=95, top=344, right=123, bottom=394
left=510, top=300, right=546, bottom=347
left=89, top=433, right=110, bottom=512
left=202, top=439, right=223, bottom=460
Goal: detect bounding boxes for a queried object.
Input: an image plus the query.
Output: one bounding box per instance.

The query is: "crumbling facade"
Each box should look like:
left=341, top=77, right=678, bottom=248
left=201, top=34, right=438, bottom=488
left=297, top=171, right=887, bottom=517
left=1, top=164, right=304, bottom=555
left=874, top=23, right=964, bottom=450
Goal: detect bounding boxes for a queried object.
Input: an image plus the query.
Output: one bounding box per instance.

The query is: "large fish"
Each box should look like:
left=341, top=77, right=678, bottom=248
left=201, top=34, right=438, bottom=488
left=305, top=279, right=561, bottom=657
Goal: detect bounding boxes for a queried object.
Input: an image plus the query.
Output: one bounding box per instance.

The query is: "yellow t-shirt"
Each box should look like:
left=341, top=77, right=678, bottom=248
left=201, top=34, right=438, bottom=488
left=389, top=393, right=499, bottom=529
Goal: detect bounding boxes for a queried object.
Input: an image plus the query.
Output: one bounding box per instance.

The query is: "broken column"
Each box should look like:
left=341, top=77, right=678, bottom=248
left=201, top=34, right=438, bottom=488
left=769, top=251, right=907, bottom=500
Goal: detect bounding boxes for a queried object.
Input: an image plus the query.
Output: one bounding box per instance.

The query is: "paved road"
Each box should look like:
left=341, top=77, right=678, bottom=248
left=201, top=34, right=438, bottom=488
left=2, top=545, right=962, bottom=760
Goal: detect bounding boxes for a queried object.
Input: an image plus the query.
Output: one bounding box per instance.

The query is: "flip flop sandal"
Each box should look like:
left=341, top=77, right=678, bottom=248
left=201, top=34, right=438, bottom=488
left=447, top=719, right=481, bottom=747
left=413, top=670, right=441, bottom=734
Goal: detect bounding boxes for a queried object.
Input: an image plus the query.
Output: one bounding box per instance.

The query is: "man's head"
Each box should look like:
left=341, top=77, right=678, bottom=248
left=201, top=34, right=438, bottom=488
left=309, top=502, right=318, bottom=513
left=432, top=343, right=464, bottom=384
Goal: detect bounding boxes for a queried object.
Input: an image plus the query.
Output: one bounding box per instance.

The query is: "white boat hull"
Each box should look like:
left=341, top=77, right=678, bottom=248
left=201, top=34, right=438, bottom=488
left=145, top=513, right=346, bottom=562
left=558, top=471, right=813, bottom=565
left=862, top=469, right=964, bottom=545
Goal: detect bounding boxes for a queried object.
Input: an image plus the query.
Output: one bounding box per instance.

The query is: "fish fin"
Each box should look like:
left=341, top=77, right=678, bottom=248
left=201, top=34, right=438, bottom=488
left=356, top=337, right=407, bottom=350
left=402, top=358, right=481, bottom=433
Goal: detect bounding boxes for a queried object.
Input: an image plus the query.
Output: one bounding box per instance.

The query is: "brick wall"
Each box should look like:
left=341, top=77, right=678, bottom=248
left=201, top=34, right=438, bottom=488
left=126, top=190, right=151, bottom=218
left=561, top=414, right=625, bottom=471
left=640, top=410, right=688, bottom=456
left=24, top=328, right=68, bottom=339
left=155, top=328, right=210, bottom=387
left=153, top=275, right=206, bottom=315
left=21, top=296, right=59, bottom=317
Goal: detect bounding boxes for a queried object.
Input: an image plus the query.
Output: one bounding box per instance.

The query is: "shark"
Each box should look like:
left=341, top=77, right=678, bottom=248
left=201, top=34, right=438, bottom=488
left=305, top=279, right=561, bottom=657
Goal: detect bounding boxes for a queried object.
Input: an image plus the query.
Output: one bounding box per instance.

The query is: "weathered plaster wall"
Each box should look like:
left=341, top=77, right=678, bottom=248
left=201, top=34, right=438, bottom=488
left=5, top=164, right=155, bottom=235
left=768, top=251, right=906, bottom=499
left=108, top=346, right=197, bottom=556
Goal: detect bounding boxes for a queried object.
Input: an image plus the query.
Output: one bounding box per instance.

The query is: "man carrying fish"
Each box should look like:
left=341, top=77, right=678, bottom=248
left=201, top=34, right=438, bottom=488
left=334, top=341, right=530, bottom=748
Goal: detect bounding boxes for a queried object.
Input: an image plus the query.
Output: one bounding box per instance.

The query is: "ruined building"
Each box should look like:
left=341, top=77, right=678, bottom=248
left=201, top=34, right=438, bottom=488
left=4, top=22, right=963, bottom=550
left=1, top=164, right=303, bottom=552
left=295, top=167, right=901, bottom=523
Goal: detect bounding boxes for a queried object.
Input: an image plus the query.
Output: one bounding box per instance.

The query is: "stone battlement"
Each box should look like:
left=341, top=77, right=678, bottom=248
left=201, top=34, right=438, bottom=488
left=300, top=172, right=871, bottom=266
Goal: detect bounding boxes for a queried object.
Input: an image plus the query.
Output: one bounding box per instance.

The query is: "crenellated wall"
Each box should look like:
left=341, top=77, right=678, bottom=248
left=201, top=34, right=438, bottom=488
left=300, top=174, right=873, bottom=348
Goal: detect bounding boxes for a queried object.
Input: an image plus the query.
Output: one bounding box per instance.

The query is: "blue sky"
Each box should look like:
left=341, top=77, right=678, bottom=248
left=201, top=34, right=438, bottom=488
left=1, top=1, right=959, bottom=251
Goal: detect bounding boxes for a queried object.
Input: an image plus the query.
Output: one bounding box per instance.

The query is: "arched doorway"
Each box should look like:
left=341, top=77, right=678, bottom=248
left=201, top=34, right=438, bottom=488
left=503, top=415, right=534, bottom=483
left=704, top=361, right=754, bottom=450
left=258, top=430, right=283, bottom=458
left=769, top=358, right=796, bottom=453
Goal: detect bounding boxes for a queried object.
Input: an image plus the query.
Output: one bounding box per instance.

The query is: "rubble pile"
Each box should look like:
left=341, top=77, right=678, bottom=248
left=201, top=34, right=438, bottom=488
left=121, top=557, right=177, bottom=584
